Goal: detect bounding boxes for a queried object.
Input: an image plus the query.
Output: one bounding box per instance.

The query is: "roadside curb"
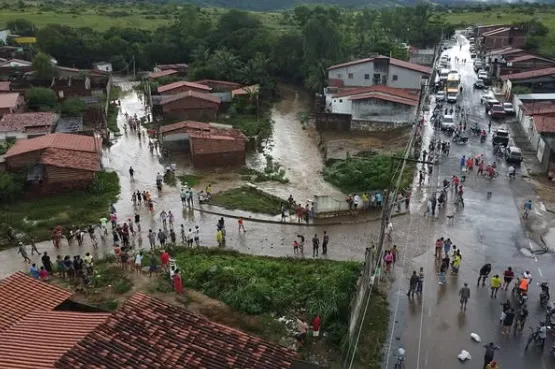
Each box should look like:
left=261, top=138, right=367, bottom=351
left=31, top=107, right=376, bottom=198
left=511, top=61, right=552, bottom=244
left=191, top=206, right=410, bottom=226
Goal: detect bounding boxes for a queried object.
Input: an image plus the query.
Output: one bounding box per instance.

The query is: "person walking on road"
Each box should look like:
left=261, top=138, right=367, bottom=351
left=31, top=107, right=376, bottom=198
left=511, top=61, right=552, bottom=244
left=502, top=266, right=514, bottom=290
left=483, top=343, right=500, bottom=369
left=407, top=271, right=419, bottom=297
left=523, top=200, right=532, bottom=219
left=439, top=257, right=449, bottom=284
left=477, top=263, right=492, bottom=286
left=459, top=282, right=470, bottom=311
left=501, top=308, right=515, bottom=335
left=312, top=234, right=319, bottom=257
left=416, top=267, right=424, bottom=294
left=322, top=231, right=329, bottom=255
left=148, top=230, right=156, bottom=249
left=490, top=274, right=502, bottom=298
left=17, top=242, right=31, bottom=263
left=238, top=217, right=246, bottom=233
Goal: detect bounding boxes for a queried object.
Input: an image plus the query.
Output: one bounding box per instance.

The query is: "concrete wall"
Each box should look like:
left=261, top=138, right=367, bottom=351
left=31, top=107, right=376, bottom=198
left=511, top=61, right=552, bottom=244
left=313, top=195, right=349, bottom=214
left=0, top=131, right=27, bottom=142
left=329, top=96, right=352, bottom=114
left=351, top=119, right=412, bottom=132
left=328, top=62, right=375, bottom=87
left=315, top=113, right=351, bottom=132
left=352, top=99, right=415, bottom=121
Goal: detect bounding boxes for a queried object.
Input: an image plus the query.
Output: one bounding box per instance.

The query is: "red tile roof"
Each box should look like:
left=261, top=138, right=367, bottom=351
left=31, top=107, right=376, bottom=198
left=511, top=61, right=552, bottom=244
left=157, top=80, right=212, bottom=93
left=5, top=133, right=101, bottom=158
left=149, top=69, right=179, bottom=79
left=41, top=147, right=101, bottom=171
left=160, top=90, right=221, bottom=105
left=192, top=135, right=245, bottom=155
left=0, top=272, right=72, bottom=334
left=0, top=81, right=10, bottom=91
left=508, top=54, right=555, bottom=64
left=193, top=79, right=242, bottom=88
left=349, top=92, right=419, bottom=106
left=0, top=311, right=110, bottom=369
left=501, top=67, right=555, bottom=81
left=332, top=85, right=419, bottom=100
left=160, top=120, right=210, bottom=134
left=534, top=116, right=555, bottom=133
left=55, top=293, right=299, bottom=369
left=0, top=112, right=58, bottom=133
left=156, top=63, right=188, bottom=70
left=522, top=102, right=555, bottom=115
left=0, top=92, right=21, bottom=109
left=328, top=56, right=431, bottom=75
left=487, top=47, right=524, bottom=57
left=482, top=27, right=510, bottom=37
left=231, top=84, right=260, bottom=97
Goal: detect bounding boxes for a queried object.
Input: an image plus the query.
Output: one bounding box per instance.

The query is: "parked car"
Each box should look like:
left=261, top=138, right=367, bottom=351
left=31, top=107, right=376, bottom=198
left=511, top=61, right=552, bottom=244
left=474, top=79, right=485, bottom=89
left=481, top=95, right=497, bottom=105
left=440, top=114, right=456, bottom=132
left=485, top=99, right=501, bottom=112
left=492, top=129, right=510, bottom=147
left=505, top=146, right=523, bottom=163
left=503, top=102, right=516, bottom=116
left=436, top=91, right=446, bottom=102
left=478, top=71, right=488, bottom=80
left=489, top=104, right=506, bottom=119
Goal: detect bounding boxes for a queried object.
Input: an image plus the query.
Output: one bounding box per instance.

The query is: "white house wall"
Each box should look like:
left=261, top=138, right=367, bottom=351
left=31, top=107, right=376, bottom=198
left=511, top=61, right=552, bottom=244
left=387, top=65, right=426, bottom=89
left=329, top=97, right=353, bottom=115
left=328, top=63, right=375, bottom=87
left=352, top=99, right=415, bottom=121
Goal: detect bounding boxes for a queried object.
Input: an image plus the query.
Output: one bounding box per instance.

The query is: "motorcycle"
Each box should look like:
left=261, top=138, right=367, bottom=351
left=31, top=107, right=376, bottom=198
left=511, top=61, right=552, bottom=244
left=493, top=144, right=505, bottom=157
left=540, top=282, right=551, bottom=309
left=525, top=326, right=547, bottom=351
left=452, top=135, right=469, bottom=144
left=156, top=179, right=163, bottom=191
left=470, top=126, right=481, bottom=136
left=480, top=135, right=486, bottom=143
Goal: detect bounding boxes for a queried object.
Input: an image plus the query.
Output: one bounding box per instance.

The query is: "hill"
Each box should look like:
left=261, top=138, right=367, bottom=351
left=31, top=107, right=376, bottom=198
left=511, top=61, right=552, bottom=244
left=180, top=0, right=409, bottom=11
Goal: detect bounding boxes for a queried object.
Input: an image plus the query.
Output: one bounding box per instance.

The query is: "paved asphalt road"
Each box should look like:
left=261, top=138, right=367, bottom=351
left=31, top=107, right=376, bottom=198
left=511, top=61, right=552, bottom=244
left=381, top=34, right=555, bottom=369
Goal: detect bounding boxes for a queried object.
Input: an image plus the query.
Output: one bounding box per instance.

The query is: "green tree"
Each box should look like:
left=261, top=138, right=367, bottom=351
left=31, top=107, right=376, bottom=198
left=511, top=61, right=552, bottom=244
left=25, top=87, right=57, bottom=111
left=6, top=18, right=35, bottom=36
left=211, top=49, right=239, bottom=81
left=32, top=52, right=56, bottom=80
left=60, top=98, right=86, bottom=116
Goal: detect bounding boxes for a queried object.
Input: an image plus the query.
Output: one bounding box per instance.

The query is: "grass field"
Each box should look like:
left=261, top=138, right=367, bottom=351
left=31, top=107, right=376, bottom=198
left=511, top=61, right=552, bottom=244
left=0, top=5, right=287, bottom=32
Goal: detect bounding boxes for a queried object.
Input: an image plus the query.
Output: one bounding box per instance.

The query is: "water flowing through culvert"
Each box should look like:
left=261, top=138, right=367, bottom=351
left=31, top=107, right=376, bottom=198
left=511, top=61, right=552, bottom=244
left=248, top=84, right=344, bottom=201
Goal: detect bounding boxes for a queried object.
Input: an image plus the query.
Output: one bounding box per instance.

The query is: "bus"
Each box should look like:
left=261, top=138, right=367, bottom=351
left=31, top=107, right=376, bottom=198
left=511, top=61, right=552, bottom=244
left=446, top=72, right=460, bottom=103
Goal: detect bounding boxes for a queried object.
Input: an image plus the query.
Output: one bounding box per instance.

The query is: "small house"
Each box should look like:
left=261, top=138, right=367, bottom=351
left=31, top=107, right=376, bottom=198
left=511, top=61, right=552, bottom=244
left=157, top=81, right=212, bottom=95
left=495, top=54, right=555, bottom=79
left=4, top=133, right=101, bottom=192
left=0, top=92, right=24, bottom=116
left=192, top=80, right=242, bottom=92
left=158, top=91, right=221, bottom=121
left=92, top=62, right=113, bottom=73
left=154, top=63, right=188, bottom=74
left=160, top=121, right=246, bottom=168
left=501, top=67, right=555, bottom=98
left=149, top=69, right=179, bottom=81
left=0, top=112, right=58, bottom=141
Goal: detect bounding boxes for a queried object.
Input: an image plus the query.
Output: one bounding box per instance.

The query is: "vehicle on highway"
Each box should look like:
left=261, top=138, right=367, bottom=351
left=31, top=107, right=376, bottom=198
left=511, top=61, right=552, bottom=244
left=503, top=102, right=516, bottom=116
left=489, top=104, right=506, bottom=119
left=474, top=79, right=485, bottom=89
left=436, top=91, right=446, bottom=102
left=446, top=72, right=460, bottom=103
left=492, top=129, right=510, bottom=147
left=440, top=114, right=456, bottom=132
left=481, top=95, right=497, bottom=104
left=505, top=146, right=523, bottom=163
left=439, top=68, right=450, bottom=83
left=485, top=98, right=501, bottom=112
left=474, top=60, right=483, bottom=71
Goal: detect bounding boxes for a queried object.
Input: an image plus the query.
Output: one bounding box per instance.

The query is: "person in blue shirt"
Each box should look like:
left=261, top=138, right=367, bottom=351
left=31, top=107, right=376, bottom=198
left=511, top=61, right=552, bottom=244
left=523, top=200, right=532, bottom=219
left=29, top=264, right=40, bottom=279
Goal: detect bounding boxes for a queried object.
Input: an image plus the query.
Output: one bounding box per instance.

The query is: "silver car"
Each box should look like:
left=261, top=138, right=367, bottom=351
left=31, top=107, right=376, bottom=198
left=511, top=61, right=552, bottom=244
left=436, top=91, right=446, bottom=102
left=503, top=102, right=516, bottom=116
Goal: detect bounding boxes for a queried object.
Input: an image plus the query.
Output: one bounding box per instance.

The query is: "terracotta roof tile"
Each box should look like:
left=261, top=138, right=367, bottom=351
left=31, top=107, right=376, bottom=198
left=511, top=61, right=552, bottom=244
left=508, top=54, right=555, bottom=64
left=157, top=81, right=211, bottom=93
left=0, top=112, right=58, bottom=133
left=482, top=27, right=511, bottom=37
left=231, top=84, right=260, bottom=97
left=156, top=63, right=188, bottom=70
left=41, top=147, right=101, bottom=172
left=332, top=85, right=419, bottom=100
left=0, top=92, right=21, bottom=109
left=501, top=67, right=555, bottom=81
left=5, top=133, right=100, bottom=158
left=349, top=92, right=419, bottom=106
left=192, top=135, right=245, bottom=154
left=522, top=102, right=555, bottom=115
left=193, top=79, right=242, bottom=88
left=55, top=293, right=298, bottom=369
left=0, top=81, right=10, bottom=91
left=149, top=69, right=179, bottom=79
left=328, top=56, right=432, bottom=74
left=160, top=90, right=221, bottom=105
left=160, top=120, right=210, bottom=134
left=534, top=115, right=555, bottom=133
left=0, top=311, right=110, bottom=369
left=0, top=272, right=72, bottom=334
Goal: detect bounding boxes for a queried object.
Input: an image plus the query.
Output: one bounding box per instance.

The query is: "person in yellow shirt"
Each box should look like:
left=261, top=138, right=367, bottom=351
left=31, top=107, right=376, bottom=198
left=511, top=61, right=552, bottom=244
left=216, top=229, right=223, bottom=247
left=452, top=254, right=461, bottom=274
left=486, top=360, right=499, bottom=369
left=490, top=274, right=502, bottom=299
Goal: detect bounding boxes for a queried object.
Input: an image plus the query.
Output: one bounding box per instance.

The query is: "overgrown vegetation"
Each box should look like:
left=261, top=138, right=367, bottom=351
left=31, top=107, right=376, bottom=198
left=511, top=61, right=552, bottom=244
left=211, top=186, right=286, bottom=215
left=173, top=247, right=361, bottom=349
left=323, top=151, right=413, bottom=194
left=0, top=171, right=120, bottom=244
left=25, top=87, right=57, bottom=111
left=106, top=103, right=119, bottom=133
left=178, top=174, right=201, bottom=187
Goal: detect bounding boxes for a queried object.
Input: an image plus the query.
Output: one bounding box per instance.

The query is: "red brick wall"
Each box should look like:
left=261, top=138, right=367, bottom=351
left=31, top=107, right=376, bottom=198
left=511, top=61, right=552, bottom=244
left=5, top=151, right=42, bottom=169
left=162, top=98, right=219, bottom=121
left=191, top=151, right=245, bottom=169
left=45, top=166, right=95, bottom=185
left=163, top=108, right=218, bottom=121
left=163, top=97, right=219, bottom=111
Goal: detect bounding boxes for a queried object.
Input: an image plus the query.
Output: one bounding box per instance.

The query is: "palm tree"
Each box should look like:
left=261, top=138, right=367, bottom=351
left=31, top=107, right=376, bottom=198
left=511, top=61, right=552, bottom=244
left=304, top=60, right=328, bottom=93
left=211, top=48, right=239, bottom=81
left=191, top=45, right=211, bottom=65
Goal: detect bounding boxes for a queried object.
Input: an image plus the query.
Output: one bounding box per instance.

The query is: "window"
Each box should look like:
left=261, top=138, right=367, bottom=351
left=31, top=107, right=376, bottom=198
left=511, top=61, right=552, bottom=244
left=348, top=73, right=354, bottom=79
left=364, top=74, right=370, bottom=80
left=337, top=74, right=342, bottom=79
left=392, top=75, right=398, bottom=81
left=339, top=99, right=343, bottom=103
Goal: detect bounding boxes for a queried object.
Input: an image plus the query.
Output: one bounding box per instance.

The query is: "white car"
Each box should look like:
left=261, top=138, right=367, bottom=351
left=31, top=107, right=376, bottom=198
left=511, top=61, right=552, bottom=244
left=481, top=95, right=497, bottom=104
left=503, top=102, right=516, bottom=115
left=440, top=114, right=456, bottom=132
left=478, top=72, right=488, bottom=80
left=436, top=91, right=446, bottom=102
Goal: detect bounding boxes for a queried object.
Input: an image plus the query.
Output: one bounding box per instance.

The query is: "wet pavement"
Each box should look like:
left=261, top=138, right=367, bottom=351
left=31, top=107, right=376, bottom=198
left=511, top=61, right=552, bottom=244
left=383, top=34, right=555, bottom=369
left=0, top=82, right=422, bottom=279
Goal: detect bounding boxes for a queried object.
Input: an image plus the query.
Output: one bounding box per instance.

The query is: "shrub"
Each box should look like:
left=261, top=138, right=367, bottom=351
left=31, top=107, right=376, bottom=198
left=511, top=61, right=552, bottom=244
left=88, top=171, right=120, bottom=195
left=0, top=172, right=25, bottom=203
left=25, top=87, right=57, bottom=111
left=60, top=97, right=86, bottom=116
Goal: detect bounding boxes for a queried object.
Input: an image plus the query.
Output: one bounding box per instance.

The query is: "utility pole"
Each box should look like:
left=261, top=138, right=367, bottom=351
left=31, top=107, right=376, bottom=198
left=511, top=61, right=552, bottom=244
left=132, top=55, right=136, bottom=79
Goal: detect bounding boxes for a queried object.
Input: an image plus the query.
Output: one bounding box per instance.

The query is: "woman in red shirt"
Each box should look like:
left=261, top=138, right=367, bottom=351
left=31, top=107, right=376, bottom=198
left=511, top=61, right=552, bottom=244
left=160, top=250, right=170, bottom=271
left=173, top=269, right=183, bottom=294
left=312, top=315, right=321, bottom=338
left=39, top=266, right=49, bottom=281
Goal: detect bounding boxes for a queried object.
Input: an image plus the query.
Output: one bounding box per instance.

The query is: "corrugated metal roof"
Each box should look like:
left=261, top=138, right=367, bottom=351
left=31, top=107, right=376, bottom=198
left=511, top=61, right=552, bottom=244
left=55, top=293, right=298, bottom=369
left=0, top=311, right=110, bottom=369
left=0, top=272, right=72, bottom=334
